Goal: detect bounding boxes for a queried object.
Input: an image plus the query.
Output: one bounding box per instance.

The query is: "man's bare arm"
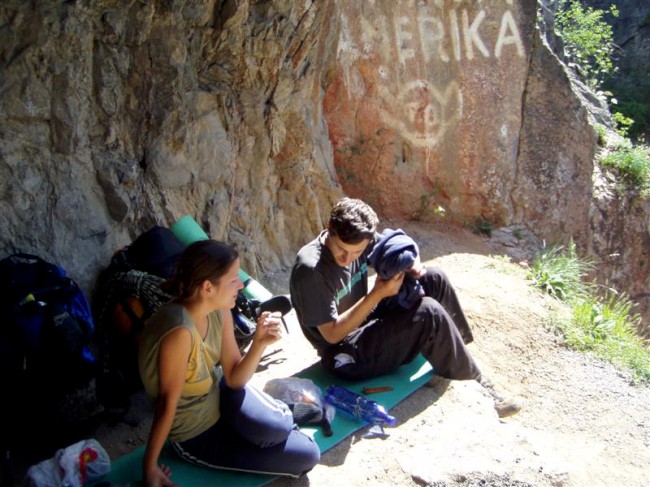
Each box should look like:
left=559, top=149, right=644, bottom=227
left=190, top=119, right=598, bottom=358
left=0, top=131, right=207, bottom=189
left=317, top=272, right=405, bottom=344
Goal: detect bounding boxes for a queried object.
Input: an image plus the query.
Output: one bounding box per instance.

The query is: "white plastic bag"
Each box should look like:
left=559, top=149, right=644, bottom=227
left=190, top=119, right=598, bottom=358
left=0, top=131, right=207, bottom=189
left=27, top=438, right=110, bottom=487
left=264, top=377, right=335, bottom=436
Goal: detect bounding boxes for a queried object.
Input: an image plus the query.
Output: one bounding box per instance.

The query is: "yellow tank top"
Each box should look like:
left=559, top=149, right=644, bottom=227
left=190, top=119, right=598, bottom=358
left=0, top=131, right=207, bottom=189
left=138, top=303, right=224, bottom=442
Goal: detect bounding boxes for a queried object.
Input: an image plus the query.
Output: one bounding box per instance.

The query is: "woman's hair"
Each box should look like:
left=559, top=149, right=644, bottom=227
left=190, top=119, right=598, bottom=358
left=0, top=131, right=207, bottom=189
left=164, top=240, right=239, bottom=299
left=328, top=197, right=378, bottom=244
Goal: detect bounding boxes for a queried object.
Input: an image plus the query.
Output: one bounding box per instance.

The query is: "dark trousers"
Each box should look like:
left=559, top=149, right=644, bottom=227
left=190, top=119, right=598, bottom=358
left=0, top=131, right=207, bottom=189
left=173, top=381, right=320, bottom=477
left=321, top=267, right=481, bottom=381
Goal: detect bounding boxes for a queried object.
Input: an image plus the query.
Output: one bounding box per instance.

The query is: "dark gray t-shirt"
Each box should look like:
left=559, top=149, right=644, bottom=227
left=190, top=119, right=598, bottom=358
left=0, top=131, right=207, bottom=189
left=290, top=231, right=375, bottom=354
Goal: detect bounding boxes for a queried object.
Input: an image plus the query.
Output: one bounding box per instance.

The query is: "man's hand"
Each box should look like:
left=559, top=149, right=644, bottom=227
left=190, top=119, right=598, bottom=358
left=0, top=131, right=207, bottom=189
left=408, top=256, right=426, bottom=279
left=371, top=272, right=405, bottom=299
left=318, top=271, right=405, bottom=344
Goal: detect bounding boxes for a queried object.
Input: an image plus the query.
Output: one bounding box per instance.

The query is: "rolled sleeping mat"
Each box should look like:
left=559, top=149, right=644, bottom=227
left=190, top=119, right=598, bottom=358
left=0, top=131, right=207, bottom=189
left=170, top=215, right=273, bottom=301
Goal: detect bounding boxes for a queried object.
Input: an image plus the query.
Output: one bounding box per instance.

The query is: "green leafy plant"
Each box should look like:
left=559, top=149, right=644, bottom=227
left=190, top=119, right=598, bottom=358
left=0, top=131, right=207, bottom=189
left=612, top=111, right=634, bottom=138
left=555, top=0, right=619, bottom=88
left=413, top=183, right=447, bottom=221
left=567, top=290, right=650, bottom=382
left=594, top=124, right=607, bottom=146
left=530, top=243, right=650, bottom=383
left=528, top=240, right=593, bottom=301
left=601, top=142, right=650, bottom=192
left=618, top=95, right=650, bottom=141
left=471, top=217, right=493, bottom=237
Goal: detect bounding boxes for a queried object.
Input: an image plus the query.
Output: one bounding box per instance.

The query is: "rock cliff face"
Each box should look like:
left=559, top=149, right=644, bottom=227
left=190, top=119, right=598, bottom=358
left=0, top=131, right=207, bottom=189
left=1, top=0, right=343, bottom=288
left=0, top=1, right=648, bottom=329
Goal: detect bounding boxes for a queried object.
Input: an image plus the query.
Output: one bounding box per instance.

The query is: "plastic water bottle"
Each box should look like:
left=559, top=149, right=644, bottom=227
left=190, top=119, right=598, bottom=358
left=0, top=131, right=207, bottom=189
left=324, top=385, right=397, bottom=426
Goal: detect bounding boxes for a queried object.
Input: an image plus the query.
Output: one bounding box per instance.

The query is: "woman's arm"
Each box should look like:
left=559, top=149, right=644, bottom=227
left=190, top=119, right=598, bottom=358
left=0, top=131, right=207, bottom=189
left=219, top=309, right=282, bottom=389
left=143, top=327, right=191, bottom=487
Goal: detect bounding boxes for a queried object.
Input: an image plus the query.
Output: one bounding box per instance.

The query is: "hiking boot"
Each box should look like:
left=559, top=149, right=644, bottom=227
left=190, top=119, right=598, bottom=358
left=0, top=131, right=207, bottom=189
left=477, top=375, right=495, bottom=391
left=476, top=375, right=523, bottom=417
left=494, top=397, right=524, bottom=418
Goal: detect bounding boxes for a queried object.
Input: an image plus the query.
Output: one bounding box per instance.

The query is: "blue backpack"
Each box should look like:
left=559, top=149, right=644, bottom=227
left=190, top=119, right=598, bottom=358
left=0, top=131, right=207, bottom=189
left=0, top=253, right=97, bottom=471
left=0, top=253, right=96, bottom=382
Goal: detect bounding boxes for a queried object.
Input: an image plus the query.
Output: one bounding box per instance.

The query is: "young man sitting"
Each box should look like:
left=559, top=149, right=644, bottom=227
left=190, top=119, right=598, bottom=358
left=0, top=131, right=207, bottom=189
left=290, top=197, right=521, bottom=417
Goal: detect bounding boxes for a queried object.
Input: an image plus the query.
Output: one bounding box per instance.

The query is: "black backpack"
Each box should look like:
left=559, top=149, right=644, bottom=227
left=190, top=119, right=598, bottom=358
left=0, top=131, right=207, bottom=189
left=0, top=253, right=96, bottom=460
left=94, top=226, right=182, bottom=417
left=0, top=253, right=96, bottom=382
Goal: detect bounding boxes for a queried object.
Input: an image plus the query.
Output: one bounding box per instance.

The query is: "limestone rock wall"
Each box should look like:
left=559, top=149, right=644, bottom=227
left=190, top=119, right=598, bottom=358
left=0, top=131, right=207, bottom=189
left=0, top=0, right=343, bottom=291
left=0, top=0, right=648, bottom=329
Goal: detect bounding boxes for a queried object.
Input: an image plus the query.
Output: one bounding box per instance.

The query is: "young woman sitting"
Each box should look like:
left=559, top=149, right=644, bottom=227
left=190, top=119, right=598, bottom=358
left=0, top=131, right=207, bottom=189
left=138, top=240, right=320, bottom=486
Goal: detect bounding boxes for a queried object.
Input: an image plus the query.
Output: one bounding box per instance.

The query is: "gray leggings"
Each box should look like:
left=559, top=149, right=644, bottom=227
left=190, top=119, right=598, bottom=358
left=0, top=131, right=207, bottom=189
left=321, top=266, right=481, bottom=381
left=173, top=380, right=320, bottom=477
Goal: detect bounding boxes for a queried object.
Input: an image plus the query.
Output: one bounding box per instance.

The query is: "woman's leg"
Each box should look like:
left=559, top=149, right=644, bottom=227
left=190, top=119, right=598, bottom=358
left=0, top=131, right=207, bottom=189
left=218, top=381, right=295, bottom=447
left=173, top=383, right=320, bottom=477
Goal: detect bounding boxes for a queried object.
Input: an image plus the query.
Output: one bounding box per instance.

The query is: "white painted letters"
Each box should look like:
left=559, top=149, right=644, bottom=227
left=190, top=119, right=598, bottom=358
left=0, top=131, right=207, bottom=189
left=396, top=16, right=416, bottom=66
left=462, top=10, right=489, bottom=60
left=495, top=10, right=524, bottom=58
left=337, top=4, right=527, bottom=148
left=418, top=16, right=449, bottom=63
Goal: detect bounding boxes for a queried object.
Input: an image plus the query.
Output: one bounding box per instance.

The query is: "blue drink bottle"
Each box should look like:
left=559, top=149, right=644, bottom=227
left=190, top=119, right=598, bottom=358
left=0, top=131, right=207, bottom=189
left=324, top=385, right=397, bottom=426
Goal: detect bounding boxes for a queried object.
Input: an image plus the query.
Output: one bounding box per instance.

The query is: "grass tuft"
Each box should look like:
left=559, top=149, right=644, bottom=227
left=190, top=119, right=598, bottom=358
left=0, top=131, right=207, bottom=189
left=529, top=242, right=650, bottom=382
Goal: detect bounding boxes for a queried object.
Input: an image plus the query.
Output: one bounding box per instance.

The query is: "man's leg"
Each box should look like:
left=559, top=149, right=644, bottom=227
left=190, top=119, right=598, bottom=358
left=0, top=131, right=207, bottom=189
left=321, top=297, right=480, bottom=381
left=418, top=266, right=474, bottom=344
left=415, top=297, right=481, bottom=380
left=417, top=271, right=523, bottom=416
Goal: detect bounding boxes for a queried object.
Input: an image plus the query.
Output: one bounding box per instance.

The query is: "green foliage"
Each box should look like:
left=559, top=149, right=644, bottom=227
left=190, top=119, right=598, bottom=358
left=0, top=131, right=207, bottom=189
left=512, top=228, right=525, bottom=240
left=554, top=1, right=649, bottom=142
left=471, top=217, right=493, bottom=237
left=566, top=291, right=650, bottom=382
left=594, top=124, right=607, bottom=146
left=530, top=243, right=650, bottom=383
left=601, top=142, right=650, bottom=192
left=528, top=240, right=593, bottom=301
left=555, top=0, right=619, bottom=88
left=616, top=88, right=650, bottom=141
left=485, top=254, right=521, bottom=276
left=570, top=291, right=637, bottom=344
left=413, top=181, right=447, bottom=222
left=612, top=111, right=634, bottom=138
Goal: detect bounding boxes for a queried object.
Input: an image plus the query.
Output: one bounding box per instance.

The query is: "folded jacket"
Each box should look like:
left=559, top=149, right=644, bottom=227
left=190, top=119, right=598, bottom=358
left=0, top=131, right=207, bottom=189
left=368, top=228, right=424, bottom=309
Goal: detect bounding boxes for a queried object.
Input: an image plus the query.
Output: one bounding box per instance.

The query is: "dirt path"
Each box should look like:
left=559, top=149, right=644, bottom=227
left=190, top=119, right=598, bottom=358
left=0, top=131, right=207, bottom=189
left=94, top=219, right=650, bottom=487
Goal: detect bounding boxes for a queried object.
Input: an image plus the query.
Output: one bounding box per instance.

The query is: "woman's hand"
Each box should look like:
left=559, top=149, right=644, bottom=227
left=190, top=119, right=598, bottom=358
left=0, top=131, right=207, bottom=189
left=221, top=309, right=283, bottom=388
left=253, top=311, right=283, bottom=347
left=145, top=463, right=178, bottom=487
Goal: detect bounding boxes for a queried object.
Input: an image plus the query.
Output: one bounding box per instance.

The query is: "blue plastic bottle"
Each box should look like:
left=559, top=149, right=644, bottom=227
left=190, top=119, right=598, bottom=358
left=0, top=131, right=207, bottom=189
left=324, top=385, right=397, bottom=426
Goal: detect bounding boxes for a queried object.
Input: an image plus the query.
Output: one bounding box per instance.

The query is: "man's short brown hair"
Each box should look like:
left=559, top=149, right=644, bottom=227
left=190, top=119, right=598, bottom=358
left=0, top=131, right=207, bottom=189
left=328, top=197, right=378, bottom=244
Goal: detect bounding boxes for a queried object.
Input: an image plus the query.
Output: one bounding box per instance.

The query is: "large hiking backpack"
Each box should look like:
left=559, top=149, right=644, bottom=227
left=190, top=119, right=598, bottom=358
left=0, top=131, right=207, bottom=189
left=0, top=253, right=96, bottom=458
left=94, top=226, right=182, bottom=416
left=0, top=253, right=96, bottom=382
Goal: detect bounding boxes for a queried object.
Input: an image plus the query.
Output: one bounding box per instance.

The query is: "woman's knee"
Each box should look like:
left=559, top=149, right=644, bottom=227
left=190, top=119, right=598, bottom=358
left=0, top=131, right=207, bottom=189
left=285, top=430, right=321, bottom=476
left=221, top=384, right=295, bottom=447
